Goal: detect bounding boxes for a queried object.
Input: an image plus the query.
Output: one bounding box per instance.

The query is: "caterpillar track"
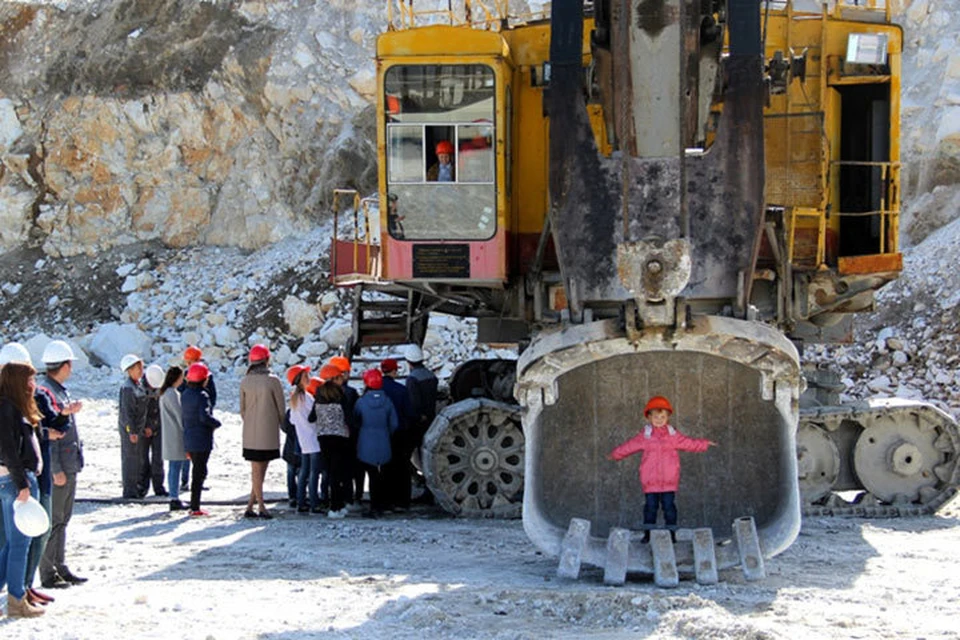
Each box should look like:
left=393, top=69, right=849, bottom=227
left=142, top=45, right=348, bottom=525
left=799, top=399, right=960, bottom=517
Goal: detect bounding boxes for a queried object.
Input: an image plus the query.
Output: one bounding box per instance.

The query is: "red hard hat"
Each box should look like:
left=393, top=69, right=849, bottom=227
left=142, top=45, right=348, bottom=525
left=380, top=358, right=398, bottom=373
left=319, top=364, right=343, bottom=382
left=362, top=368, right=383, bottom=390
left=249, top=344, right=270, bottom=363
left=186, top=363, right=210, bottom=383
left=644, top=396, right=673, bottom=417
left=328, top=356, right=351, bottom=374
left=286, top=365, right=311, bottom=386
left=306, top=376, right=323, bottom=396
left=184, top=345, right=203, bottom=363
left=436, top=140, right=454, bottom=155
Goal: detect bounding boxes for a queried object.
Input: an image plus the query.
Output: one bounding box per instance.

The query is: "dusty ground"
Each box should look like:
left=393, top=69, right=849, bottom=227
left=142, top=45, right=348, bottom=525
left=4, top=389, right=959, bottom=639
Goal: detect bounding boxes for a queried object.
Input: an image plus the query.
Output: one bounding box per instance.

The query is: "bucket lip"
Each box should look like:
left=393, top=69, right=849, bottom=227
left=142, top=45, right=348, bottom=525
left=516, top=316, right=801, bottom=401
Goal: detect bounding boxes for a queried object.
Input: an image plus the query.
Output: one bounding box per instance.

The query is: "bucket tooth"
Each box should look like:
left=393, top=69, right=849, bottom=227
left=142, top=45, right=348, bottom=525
left=603, top=527, right=631, bottom=586
left=691, top=528, right=719, bottom=585
left=734, top=516, right=766, bottom=581
left=650, top=530, right=679, bottom=588
left=557, top=518, right=590, bottom=579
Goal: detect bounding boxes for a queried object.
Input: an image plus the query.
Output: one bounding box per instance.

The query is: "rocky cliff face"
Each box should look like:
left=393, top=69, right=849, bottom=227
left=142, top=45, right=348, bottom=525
left=0, top=0, right=381, bottom=256
left=0, top=0, right=954, bottom=257
left=894, top=0, right=960, bottom=244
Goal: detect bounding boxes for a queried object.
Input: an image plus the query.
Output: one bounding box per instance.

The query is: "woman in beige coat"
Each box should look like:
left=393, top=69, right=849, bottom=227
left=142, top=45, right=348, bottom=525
left=239, top=344, right=285, bottom=519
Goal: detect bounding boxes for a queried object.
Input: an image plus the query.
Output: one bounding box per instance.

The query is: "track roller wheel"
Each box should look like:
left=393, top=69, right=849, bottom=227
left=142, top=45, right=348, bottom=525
left=797, top=422, right=841, bottom=504
left=421, top=398, right=524, bottom=518
left=852, top=404, right=955, bottom=504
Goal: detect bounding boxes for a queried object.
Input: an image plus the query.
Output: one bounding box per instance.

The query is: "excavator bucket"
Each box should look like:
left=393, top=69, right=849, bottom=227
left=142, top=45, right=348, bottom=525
left=517, top=316, right=802, bottom=573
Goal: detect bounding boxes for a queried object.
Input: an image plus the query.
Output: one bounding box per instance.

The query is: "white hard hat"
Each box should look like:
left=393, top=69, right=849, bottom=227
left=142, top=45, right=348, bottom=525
left=13, top=496, right=50, bottom=537
left=145, top=364, right=165, bottom=388
left=120, top=354, right=143, bottom=372
left=41, top=339, right=77, bottom=365
left=0, top=342, right=32, bottom=367
left=403, top=344, right=425, bottom=362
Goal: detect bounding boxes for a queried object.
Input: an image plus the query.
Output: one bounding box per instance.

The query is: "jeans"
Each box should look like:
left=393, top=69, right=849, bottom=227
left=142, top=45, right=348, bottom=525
left=0, top=487, right=50, bottom=588
left=187, top=451, right=211, bottom=512
left=286, top=463, right=298, bottom=503
left=181, top=460, right=191, bottom=489
left=318, top=436, right=350, bottom=512
left=139, top=432, right=165, bottom=495
left=0, top=472, right=39, bottom=600
left=167, top=460, right=186, bottom=501
left=385, top=429, right=415, bottom=509
left=361, top=463, right=388, bottom=513
left=643, top=491, right=678, bottom=527
left=297, top=452, right=321, bottom=509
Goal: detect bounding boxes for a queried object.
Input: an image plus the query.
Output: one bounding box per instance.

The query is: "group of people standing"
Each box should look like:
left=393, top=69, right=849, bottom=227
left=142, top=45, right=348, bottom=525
left=0, top=340, right=87, bottom=618
left=118, top=342, right=438, bottom=521
left=118, top=346, right=222, bottom=516
left=277, top=344, right=440, bottom=519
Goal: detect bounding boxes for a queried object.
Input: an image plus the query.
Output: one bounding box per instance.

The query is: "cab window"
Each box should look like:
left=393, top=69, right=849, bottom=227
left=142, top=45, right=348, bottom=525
left=384, top=64, right=496, bottom=241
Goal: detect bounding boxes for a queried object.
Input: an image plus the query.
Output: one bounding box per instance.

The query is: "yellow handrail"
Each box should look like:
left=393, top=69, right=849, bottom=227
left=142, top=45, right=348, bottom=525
left=386, top=0, right=547, bottom=32
left=830, top=0, right=892, bottom=23
left=829, top=160, right=900, bottom=254
left=332, top=188, right=378, bottom=277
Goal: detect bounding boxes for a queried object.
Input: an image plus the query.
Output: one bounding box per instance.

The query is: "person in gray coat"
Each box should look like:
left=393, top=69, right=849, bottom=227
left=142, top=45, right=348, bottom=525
left=159, top=366, right=187, bottom=511
left=118, top=354, right=147, bottom=499
left=37, top=340, right=87, bottom=589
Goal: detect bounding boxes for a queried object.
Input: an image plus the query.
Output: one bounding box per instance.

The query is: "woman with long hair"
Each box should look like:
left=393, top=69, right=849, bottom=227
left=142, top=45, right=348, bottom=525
left=286, top=366, right=319, bottom=514
left=0, top=359, right=46, bottom=617
left=312, top=368, right=351, bottom=519
left=159, top=366, right=187, bottom=511
left=239, top=345, right=285, bottom=519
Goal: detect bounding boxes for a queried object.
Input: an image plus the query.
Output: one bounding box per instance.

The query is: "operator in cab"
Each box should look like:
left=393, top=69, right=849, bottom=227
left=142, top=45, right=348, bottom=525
left=427, top=140, right=456, bottom=182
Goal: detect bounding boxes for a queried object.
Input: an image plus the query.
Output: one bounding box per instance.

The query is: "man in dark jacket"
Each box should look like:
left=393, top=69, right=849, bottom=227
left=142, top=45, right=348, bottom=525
left=380, top=358, right=414, bottom=510
left=36, top=340, right=87, bottom=589
left=118, top=354, right=147, bottom=499
left=404, top=345, right=438, bottom=449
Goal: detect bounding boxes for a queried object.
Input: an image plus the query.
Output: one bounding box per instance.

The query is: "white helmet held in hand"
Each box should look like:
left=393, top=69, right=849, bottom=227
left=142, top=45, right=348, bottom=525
left=120, top=353, right=143, bottom=372
left=403, top=344, right=425, bottom=363
left=0, top=342, right=32, bottom=367
left=145, top=364, right=165, bottom=388
left=14, top=496, right=50, bottom=537
left=41, top=339, right=77, bottom=365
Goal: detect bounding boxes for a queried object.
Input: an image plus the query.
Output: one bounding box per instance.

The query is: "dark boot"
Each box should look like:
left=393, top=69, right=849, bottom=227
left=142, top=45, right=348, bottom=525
left=59, top=568, right=88, bottom=585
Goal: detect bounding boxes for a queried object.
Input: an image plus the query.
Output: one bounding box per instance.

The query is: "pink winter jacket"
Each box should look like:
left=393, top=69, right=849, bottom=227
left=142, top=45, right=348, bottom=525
left=610, top=424, right=711, bottom=493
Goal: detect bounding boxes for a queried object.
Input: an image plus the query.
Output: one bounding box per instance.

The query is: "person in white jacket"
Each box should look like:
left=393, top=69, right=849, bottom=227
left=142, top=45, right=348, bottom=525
left=287, top=366, right=320, bottom=513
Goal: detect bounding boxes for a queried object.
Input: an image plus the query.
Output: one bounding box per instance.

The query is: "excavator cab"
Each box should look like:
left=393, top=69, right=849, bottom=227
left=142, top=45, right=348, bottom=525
left=333, top=27, right=512, bottom=286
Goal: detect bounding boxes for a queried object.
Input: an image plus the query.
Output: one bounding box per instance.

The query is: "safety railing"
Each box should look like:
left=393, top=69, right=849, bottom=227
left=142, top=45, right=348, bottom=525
left=331, top=189, right=380, bottom=283
left=830, top=159, right=900, bottom=255
left=787, top=206, right=827, bottom=269
left=831, top=0, right=892, bottom=23
left=765, top=1, right=892, bottom=23
left=386, top=0, right=548, bottom=31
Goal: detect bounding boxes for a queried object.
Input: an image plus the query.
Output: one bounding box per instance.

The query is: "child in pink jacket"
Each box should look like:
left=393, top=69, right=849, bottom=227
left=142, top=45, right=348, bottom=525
left=608, top=395, right=716, bottom=541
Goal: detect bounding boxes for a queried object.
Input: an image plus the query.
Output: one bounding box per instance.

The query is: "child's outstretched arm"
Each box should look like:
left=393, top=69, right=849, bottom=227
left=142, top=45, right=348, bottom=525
left=608, top=432, right=650, bottom=461
left=674, top=432, right=716, bottom=452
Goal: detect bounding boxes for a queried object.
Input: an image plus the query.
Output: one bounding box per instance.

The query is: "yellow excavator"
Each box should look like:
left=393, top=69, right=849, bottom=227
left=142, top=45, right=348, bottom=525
left=330, top=0, right=959, bottom=584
